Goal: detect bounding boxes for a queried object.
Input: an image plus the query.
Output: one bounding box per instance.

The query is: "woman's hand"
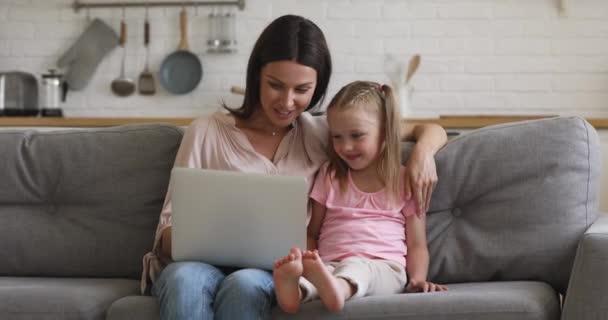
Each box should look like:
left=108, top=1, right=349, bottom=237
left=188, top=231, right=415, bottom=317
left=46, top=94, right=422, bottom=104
left=405, top=279, right=448, bottom=293
left=159, top=227, right=172, bottom=260
left=404, top=144, right=438, bottom=216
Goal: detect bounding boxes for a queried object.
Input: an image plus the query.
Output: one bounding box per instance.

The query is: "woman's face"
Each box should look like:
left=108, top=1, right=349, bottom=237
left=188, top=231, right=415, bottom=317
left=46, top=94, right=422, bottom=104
left=258, top=60, right=317, bottom=128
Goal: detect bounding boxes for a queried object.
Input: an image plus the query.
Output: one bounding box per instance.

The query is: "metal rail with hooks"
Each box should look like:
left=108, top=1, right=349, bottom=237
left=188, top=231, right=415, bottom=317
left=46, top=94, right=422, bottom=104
left=72, top=0, right=246, bottom=12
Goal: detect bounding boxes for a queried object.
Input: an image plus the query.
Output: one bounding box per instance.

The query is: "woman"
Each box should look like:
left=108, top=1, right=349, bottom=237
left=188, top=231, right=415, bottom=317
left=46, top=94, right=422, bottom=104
left=141, top=15, right=447, bottom=320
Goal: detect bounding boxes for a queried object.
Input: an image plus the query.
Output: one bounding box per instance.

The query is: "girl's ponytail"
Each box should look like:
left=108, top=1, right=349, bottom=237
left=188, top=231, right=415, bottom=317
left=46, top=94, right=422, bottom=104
left=376, top=84, right=402, bottom=205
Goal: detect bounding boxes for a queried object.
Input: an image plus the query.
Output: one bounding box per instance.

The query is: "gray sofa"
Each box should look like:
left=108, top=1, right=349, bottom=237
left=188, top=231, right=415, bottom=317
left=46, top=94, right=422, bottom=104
left=0, top=116, right=606, bottom=320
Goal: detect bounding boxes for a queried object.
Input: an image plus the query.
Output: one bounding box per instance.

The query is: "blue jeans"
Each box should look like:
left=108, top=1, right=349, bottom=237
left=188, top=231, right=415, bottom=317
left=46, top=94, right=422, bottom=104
left=152, top=261, right=276, bottom=320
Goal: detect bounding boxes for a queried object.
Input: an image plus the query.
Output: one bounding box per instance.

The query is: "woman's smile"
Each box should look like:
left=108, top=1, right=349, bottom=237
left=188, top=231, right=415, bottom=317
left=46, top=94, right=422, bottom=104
left=274, top=108, right=295, bottom=120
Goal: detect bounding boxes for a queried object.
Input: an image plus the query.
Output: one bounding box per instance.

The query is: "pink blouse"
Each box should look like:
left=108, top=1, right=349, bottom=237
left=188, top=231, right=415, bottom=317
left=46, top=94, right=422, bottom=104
left=140, top=111, right=328, bottom=294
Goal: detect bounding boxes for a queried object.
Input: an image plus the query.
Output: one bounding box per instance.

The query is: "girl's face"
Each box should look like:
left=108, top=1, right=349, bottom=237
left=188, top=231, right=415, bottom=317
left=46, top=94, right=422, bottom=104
left=328, top=107, right=383, bottom=172
left=258, top=60, right=318, bottom=128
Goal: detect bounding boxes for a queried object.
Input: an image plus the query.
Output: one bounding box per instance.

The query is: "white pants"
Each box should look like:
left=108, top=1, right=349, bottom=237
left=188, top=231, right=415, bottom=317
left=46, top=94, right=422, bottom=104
left=299, top=256, right=407, bottom=302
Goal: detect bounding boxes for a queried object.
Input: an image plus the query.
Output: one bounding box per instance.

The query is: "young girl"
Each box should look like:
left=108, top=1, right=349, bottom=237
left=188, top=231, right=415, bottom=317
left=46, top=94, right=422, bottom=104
left=273, top=81, right=448, bottom=314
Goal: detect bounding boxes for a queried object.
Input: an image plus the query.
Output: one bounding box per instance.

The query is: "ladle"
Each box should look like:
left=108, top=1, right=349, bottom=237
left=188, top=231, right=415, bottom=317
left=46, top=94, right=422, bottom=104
left=111, top=7, right=135, bottom=97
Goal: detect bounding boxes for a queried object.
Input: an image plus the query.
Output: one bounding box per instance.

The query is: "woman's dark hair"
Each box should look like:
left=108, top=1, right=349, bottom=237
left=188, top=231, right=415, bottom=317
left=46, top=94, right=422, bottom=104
left=224, top=15, right=332, bottom=119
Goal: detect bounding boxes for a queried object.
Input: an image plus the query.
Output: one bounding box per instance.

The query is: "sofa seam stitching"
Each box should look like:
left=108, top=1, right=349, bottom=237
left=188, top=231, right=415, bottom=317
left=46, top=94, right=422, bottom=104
left=325, top=309, right=554, bottom=319
left=0, top=125, right=182, bottom=137
left=583, top=118, right=590, bottom=228
left=446, top=116, right=571, bottom=145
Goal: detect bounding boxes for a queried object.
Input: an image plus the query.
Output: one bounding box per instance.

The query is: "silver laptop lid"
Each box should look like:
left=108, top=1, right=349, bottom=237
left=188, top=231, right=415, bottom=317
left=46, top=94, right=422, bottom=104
left=171, top=167, right=308, bottom=270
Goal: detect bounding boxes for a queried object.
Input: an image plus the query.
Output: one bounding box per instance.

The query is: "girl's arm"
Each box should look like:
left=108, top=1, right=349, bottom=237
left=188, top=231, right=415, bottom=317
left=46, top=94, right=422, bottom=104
left=307, top=200, right=327, bottom=250
left=400, top=123, right=448, bottom=215
left=404, top=214, right=448, bottom=293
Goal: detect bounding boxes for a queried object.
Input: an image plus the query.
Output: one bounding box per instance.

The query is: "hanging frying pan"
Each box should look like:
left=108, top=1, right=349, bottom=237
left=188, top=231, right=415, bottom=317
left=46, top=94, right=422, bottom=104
left=159, top=8, right=202, bottom=95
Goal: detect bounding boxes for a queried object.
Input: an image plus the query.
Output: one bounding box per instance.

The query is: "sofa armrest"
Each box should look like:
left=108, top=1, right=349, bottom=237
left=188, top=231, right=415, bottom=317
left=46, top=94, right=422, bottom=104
left=561, top=215, right=608, bottom=320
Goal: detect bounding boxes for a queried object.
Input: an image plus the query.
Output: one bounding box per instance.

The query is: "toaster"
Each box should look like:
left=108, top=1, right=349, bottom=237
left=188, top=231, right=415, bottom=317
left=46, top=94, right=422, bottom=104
left=0, top=71, right=39, bottom=116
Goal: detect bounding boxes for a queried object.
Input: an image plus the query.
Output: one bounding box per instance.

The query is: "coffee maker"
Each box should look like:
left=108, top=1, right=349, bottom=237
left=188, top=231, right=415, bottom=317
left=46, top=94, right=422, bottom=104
left=40, top=69, right=66, bottom=117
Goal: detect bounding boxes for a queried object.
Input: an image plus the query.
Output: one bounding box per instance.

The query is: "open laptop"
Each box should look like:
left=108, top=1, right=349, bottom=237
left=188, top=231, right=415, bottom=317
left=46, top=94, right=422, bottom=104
left=171, top=167, right=308, bottom=270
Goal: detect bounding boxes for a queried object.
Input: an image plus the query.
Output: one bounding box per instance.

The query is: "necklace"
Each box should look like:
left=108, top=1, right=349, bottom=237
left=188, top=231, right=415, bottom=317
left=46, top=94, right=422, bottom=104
left=271, top=131, right=276, bottom=136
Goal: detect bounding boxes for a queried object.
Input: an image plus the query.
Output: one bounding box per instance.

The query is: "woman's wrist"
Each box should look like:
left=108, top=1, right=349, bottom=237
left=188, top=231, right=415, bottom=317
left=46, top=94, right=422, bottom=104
left=411, top=143, right=436, bottom=157
left=160, top=227, right=172, bottom=259
left=412, top=123, right=447, bottom=155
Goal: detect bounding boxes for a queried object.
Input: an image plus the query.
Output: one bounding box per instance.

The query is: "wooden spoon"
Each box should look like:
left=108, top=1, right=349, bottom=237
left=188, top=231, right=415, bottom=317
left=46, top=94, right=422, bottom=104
left=556, top=0, right=566, bottom=15
left=405, top=54, right=421, bottom=84
left=230, top=86, right=245, bottom=95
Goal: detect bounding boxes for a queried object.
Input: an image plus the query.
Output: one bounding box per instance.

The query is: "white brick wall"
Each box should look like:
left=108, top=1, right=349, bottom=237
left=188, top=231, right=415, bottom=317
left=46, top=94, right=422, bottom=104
left=1, top=0, right=608, bottom=118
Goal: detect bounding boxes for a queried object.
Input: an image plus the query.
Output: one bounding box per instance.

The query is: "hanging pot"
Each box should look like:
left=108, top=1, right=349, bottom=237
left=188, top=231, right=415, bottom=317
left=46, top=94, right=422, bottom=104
left=159, top=8, right=203, bottom=95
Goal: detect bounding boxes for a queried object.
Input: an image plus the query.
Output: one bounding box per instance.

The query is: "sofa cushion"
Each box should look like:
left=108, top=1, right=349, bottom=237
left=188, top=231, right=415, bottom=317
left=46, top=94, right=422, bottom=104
left=0, top=124, right=183, bottom=278
left=106, top=296, right=160, bottom=320
left=425, top=117, right=600, bottom=294
left=0, top=277, right=139, bottom=320
left=114, top=282, right=559, bottom=320
left=273, top=281, right=560, bottom=320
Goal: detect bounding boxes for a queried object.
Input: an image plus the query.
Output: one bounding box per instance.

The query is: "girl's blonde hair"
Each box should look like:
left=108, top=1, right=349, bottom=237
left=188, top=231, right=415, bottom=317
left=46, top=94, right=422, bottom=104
left=326, top=80, right=402, bottom=203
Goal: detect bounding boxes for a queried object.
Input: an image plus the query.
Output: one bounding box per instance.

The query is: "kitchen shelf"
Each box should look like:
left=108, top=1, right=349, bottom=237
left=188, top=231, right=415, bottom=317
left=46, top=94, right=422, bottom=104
left=2, top=116, right=608, bottom=129
left=73, top=0, right=246, bottom=12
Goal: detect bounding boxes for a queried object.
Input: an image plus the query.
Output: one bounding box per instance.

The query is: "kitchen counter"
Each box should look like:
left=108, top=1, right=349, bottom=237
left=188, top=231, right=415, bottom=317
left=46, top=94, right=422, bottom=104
left=1, top=115, right=608, bottom=129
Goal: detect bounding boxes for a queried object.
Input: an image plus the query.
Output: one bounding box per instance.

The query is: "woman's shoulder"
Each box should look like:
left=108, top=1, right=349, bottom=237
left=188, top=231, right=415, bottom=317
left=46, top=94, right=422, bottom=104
left=179, top=112, right=230, bottom=146
left=188, top=111, right=225, bottom=128
left=185, top=111, right=233, bottom=134
left=297, top=111, right=327, bottom=131
left=296, top=112, right=329, bottom=160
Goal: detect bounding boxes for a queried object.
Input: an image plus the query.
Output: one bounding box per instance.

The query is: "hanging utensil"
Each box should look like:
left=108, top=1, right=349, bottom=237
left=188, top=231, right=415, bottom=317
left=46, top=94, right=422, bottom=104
left=405, top=54, right=421, bottom=84
left=138, top=3, right=156, bottom=95
left=230, top=86, right=245, bottom=95
left=111, top=7, right=135, bottom=97
left=556, top=0, right=566, bottom=15
left=159, top=7, right=203, bottom=95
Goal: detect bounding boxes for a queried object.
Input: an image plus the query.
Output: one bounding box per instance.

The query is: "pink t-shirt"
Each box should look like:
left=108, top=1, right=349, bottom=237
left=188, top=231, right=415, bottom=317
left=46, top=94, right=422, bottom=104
left=310, top=162, right=417, bottom=266
left=140, top=111, right=328, bottom=294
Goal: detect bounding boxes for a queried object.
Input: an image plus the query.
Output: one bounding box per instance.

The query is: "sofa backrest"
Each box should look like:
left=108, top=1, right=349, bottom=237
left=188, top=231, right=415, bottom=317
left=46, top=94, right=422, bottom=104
left=0, top=117, right=599, bottom=292
left=424, top=116, right=600, bottom=294
left=0, top=124, right=183, bottom=278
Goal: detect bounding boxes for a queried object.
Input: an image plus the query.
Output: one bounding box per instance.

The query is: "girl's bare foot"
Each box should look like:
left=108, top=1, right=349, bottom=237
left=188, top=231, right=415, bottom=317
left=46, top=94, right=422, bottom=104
left=273, top=247, right=303, bottom=313
left=302, top=250, right=344, bottom=313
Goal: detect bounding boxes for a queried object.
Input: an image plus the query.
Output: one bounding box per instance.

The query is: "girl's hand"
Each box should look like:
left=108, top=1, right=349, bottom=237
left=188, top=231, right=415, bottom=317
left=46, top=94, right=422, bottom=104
left=404, top=145, right=438, bottom=216
left=405, top=279, right=448, bottom=293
